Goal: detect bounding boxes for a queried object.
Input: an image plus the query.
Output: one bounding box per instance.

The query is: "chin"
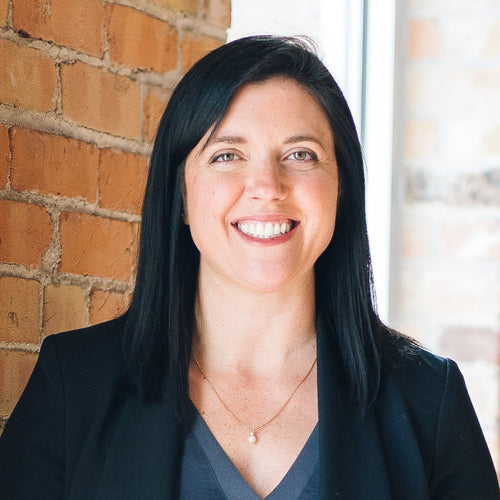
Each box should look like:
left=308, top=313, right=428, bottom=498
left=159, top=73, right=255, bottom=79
left=235, top=269, right=313, bottom=295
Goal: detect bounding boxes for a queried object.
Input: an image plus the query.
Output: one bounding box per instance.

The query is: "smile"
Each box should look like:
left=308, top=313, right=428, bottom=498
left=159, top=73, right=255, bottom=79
left=236, top=220, right=294, bottom=239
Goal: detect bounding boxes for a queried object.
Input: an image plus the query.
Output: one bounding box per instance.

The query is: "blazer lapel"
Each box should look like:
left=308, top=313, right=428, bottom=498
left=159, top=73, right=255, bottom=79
left=317, top=315, right=393, bottom=499
left=96, top=389, right=182, bottom=499
left=69, top=381, right=183, bottom=500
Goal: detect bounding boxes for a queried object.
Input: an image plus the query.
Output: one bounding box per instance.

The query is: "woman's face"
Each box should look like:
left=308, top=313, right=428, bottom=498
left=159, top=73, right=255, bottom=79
left=184, top=77, right=339, bottom=294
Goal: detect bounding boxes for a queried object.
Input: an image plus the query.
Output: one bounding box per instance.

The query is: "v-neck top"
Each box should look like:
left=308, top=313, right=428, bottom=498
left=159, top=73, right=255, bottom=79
left=178, top=405, right=320, bottom=499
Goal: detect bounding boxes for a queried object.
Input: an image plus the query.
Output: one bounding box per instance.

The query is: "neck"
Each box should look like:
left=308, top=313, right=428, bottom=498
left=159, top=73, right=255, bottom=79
left=192, top=268, right=317, bottom=375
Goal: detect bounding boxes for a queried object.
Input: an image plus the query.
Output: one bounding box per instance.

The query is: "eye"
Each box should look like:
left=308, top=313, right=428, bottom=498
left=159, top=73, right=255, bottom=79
left=210, top=152, right=239, bottom=163
left=287, top=150, right=318, bottom=161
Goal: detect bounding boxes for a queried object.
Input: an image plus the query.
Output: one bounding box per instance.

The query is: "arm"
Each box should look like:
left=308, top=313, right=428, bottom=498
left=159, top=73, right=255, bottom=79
left=0, top=335, right=66, bottom=499
left=431, top=359, right=499, bottom=499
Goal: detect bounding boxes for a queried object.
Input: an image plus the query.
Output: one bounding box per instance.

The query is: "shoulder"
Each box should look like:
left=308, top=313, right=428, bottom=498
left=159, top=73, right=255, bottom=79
left=377, top=343, right=474, bottom=445
left=383, top=342, right=449, bottom=377
left=376, top=344, right=499, bottom=497
left=376, top=326, right=459, bottom=403
left=43, top=315, right=125, bottom=355
left=380, top=343, right=457, bottom=403
left=377, top=344, right=465, bottom=455
left=40, top=315, right=127, bottom=389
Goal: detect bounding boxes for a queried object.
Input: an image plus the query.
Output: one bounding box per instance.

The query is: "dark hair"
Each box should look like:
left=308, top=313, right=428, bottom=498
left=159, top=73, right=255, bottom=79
left=124, top=35, right=410, bottom=420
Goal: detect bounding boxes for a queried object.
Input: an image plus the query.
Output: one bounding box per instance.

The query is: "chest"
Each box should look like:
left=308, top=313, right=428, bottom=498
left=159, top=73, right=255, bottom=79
left=178, top=405, right=320, bottom=499
left=189, top=366, right=318, bottom=497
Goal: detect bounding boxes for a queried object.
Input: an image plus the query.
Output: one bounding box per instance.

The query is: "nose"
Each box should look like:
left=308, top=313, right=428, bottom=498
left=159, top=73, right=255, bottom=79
left=244, top=161, right=288, bottom=202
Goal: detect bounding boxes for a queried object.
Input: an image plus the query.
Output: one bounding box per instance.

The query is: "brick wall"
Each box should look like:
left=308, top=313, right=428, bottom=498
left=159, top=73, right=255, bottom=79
left=0, top=0, right=230, bottom=433
left=392, top=1, right=500, bottom=465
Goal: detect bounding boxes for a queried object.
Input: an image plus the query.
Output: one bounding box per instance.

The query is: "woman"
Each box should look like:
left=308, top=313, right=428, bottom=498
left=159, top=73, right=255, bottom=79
left=0, top=36, right=498, bottom=499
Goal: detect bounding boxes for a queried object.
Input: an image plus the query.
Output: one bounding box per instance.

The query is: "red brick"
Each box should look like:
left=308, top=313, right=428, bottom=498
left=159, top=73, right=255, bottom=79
left=408, top=19, right=442, bottom=59
left=0, top=277, right=40, bottom=344
left=0, top=39, right=57, bottom=112
left=206, top=0, right=231, bottom=29
left=12, top=0, right=104, bottom=57
left=143, top=87, right=169, bottom=142
left=106, top=4, right=177, bottom=73
left=0, top=125, right=9, bottom=189
left=10, top=128, right=99, bottom=201
left=151, top=0, right=198, bottom=14
left=0, top=200, right=53, bottom=268
left=59, top=212, right=138, bottom=280
left=61, top=62, right=141, bottom=139
left=0, top=349, right=38, bottom=416
left=99, top=149, right=147, bottom=214
left=181, top=35, right=223, bottom=72
left=0, top=0, right=8, bottom=27
left=90, top=289, right=130, bottom=325
left=43, top=284, right=86, bottom=335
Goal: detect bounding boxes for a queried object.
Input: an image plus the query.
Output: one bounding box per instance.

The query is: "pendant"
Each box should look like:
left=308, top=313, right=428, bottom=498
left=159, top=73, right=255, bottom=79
left=248, top=431, right=257, bottom=444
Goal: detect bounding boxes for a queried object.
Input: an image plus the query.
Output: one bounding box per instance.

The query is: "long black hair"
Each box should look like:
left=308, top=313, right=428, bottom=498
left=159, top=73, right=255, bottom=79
left=123, top=35, right=410, bottom=420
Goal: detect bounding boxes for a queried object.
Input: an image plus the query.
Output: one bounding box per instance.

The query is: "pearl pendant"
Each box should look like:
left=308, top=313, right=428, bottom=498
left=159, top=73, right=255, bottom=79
left=248, top=431, right=257, bottom=444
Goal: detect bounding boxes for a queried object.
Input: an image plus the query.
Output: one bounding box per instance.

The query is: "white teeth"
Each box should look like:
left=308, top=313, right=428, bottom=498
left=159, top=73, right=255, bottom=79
left=237, top=221, right=293, bottom=239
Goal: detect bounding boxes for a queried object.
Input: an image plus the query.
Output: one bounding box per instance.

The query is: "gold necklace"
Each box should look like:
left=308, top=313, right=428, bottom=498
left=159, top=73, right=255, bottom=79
left=192, top=351, right=317, bottom=444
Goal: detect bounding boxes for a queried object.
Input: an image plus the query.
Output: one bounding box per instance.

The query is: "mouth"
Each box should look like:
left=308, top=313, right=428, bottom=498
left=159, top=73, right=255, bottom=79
left=234, top=219, right=297, bottom=240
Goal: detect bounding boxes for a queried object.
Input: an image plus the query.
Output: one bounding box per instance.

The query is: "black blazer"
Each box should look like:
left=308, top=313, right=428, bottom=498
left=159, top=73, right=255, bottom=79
left=0, top=316, right=498, bottom=499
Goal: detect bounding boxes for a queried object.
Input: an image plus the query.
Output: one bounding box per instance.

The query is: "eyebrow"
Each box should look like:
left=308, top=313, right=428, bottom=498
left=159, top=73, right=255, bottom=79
left=203, top=134, right=325, bottom=150
left=205, top=135, right=248, bottom=147
left=283, top=135, right=324, bottom=145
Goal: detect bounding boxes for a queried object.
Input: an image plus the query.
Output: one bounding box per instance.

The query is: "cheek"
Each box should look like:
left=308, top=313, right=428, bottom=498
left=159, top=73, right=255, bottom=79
left=185, top=188, right=208, bottom=228
left=184, top=173, right=210, bottom=225
left=184, top=178, right=228, bottom=238
left=186, top=174, right=242, bottom=222
left=306, top=174, right=338, bottom=211
left=308, top=177, right=339, bottom=242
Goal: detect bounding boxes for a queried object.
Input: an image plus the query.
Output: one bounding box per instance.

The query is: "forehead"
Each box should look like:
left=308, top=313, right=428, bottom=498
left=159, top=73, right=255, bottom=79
left=205, top=77, right=333, bottom=144
left=227, top=77, right=326, bottom=119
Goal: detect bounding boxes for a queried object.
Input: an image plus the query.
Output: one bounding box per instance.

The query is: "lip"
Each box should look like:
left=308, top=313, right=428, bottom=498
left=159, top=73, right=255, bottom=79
left=231, top=215, right=299, bottom=244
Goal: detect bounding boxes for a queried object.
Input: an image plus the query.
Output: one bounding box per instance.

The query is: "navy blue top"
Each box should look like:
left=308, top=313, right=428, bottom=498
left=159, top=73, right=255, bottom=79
left=178, top=405, right=320, bottom=499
